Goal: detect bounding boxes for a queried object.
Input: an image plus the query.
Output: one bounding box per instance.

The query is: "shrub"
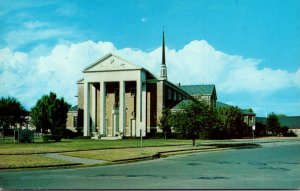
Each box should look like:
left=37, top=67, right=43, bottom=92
left=51, top=135, right=62, bottom=142
left=74, top=136, right=91, bottom=139
left=42, top=134, right=62, bottom=142
left=62, top=129, right=77, bottom=139
left=284, top=130, right=297, bottom=137
left=3, top=128, right=15, bottom=136
left=42, top=134, right=51, bottom=142
left=19, top=129, right=34, bottom=143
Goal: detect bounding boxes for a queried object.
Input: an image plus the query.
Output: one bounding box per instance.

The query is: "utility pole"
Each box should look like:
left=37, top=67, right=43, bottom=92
left=252, top=125, right=255, bottom=142
left=140, top=129, right=143, bottom=154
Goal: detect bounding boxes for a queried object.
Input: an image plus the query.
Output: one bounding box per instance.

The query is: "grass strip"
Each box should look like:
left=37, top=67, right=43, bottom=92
left=63, top=145, right=214, bottom=162
left=0, top=139, right=192, bottom=155
left=0, top=155, right=78, bottom=169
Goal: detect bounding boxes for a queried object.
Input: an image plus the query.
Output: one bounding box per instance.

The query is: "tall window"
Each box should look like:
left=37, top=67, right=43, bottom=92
left=168, top=89, right=171, bottom=99
left=174, top=92, right=177, bottom=100
left=73, top=116, right=78, bottom=127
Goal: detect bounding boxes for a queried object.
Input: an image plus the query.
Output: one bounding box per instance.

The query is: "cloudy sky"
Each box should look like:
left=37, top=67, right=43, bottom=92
left=0, top=0, right=299, bottom=117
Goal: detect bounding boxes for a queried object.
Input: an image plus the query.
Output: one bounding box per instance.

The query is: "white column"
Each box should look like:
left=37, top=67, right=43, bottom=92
left=141, top=82, right=147, bottom=136
left=100, top=81, right=106, bottom=135
left=119, top=81, right=125, bottom=136
left=84, top=82, right=90, bottom=136
left=136, top=79, right=142, bottom=137
left=91, top=84, right=96, bottom=132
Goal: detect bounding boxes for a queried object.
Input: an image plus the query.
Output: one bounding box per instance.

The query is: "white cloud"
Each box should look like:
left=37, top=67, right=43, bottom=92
left=116, top=40, right=299, bottom=95
left=3, top=18, right=80, bottom=49
left=294, top=68, right=300, bottom=88
left=0, top=41, right=116, bottom=108
left=23, top=21, right=47, bottom=29
left=0, top=40, right=299, bottom=113
left=55, top=3, right=78, bottom=16
left=5, top=27, right=73, bottom=49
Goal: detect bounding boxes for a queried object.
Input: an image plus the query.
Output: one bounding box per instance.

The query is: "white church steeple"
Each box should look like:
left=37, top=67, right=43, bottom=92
left=160, top=31, right=167, bottom=80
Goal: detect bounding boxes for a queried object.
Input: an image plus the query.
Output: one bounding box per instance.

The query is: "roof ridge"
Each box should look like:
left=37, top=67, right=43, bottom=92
left=181, top=84, right=215, bottom=86
left=83, top=52, right=143, bottom=72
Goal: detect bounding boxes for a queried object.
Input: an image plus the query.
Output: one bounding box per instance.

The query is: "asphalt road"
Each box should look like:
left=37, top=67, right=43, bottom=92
left=0, top=141, right=299, bottom=189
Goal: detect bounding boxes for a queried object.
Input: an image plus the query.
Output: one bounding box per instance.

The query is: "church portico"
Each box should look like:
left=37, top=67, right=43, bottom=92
left=82, top=54, right=147, bottom=138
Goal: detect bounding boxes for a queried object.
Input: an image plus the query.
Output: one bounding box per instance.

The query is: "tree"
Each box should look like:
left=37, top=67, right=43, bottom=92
left=216, top=106, right=246, bottom=138
left=246, top=108, right=253, bottom=113
left=266, top=112, right=281, bottom=136
left=159, top=108, right=172, bottom=139
left=31, top=92, right=70, bottom=140
left=277, top=114, right=287, bottom=117
left=0, top=96, right=28, bottom=130
left=172, top=100, right=215, bottom=146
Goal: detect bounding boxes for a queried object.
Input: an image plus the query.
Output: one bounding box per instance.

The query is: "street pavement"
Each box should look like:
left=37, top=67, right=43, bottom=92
left=0, top=140, right=299, bottom=189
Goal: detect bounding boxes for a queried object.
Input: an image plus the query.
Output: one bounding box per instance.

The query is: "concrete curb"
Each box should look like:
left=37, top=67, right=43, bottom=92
left=0, top=163, right=81, bottom=170
left=111, top=146, right=225, bottom=164
left=111, top=143, right=263, bottom=164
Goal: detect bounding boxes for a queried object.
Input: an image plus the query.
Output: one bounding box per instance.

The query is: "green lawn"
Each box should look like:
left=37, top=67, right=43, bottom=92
left=0, top=138, right=194, bottom=169
left=0, top=155, right=77, bottom=169
left=0, top=138, right=192, bottom=155
left=64, top=145, right=203, bottom=161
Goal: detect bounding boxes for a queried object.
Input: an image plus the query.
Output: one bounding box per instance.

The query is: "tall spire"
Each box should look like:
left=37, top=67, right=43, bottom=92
left=160, top=30, right=167, bottom=79
left=162, top=31, right=166, bottom=66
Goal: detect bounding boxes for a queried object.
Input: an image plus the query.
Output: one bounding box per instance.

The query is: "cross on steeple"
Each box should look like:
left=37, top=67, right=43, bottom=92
left=160, top=30, right=167, bottom=80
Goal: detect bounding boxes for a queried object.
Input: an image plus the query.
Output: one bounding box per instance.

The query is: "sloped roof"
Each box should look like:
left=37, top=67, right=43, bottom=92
left=216, top=101, right=255, bottom=116
left=256, top=116, right=300, bottom=128
left=280, top=116, right=300, bottom=128
left=179, top=85, right=216, bottom=96
left=240, top=109, right=255, bottom=115
left=69, top=105, right=78, bottom=112
left=256, top=117, right=267, bottom=124
left=216, top=101, right=232, bottom=108
left=172, top=100, right=193, bottom=110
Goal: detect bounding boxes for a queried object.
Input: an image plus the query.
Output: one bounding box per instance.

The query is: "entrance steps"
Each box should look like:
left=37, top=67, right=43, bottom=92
left=91, top=131, right=123, bottom=140
left=100, top=136, right=122, bottom=140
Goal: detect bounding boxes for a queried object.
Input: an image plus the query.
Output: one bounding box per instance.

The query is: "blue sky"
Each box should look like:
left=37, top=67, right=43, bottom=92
left=0, top=0, right=299, bottom=117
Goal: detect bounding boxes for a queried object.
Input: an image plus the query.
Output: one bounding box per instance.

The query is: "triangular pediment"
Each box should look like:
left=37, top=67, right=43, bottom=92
left=83, top=53, right=142, bottom=72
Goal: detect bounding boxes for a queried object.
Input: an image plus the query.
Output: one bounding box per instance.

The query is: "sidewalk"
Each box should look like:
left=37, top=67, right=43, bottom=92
left=42, top=153, right=106, bottom=165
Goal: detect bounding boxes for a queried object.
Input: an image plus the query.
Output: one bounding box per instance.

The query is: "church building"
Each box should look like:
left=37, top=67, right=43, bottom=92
left=67, top=32, right=204, bottom=139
